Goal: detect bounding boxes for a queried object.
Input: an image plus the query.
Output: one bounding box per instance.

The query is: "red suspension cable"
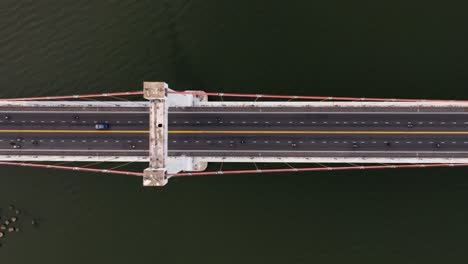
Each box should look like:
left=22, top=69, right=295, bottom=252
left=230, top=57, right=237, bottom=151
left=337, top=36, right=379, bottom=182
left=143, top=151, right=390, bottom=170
left=168, top=90, right=468, bottom=103
left=169, top=163, right=468, bottom=177
left=1, top=161, right=467, bottom=179
left=0, top=161, right=143, bottom=177
left=1, top=89, right=466, bottom=103
left=1, top=91, right=144, bottom=101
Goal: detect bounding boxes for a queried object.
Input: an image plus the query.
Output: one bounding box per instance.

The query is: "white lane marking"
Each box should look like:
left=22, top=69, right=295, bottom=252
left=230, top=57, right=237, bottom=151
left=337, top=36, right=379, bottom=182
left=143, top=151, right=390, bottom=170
left=170, top=112, right=468, bottom=115
left=169, top=150, right=468, bottom=153
left=1, top=111, right=148, bottom=114
left=0, top=149, right=147, bottom=152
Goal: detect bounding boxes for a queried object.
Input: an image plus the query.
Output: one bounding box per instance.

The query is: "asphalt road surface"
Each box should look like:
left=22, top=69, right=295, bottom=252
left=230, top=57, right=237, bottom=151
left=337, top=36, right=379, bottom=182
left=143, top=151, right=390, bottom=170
left=2, top=107, right=468, bottom=158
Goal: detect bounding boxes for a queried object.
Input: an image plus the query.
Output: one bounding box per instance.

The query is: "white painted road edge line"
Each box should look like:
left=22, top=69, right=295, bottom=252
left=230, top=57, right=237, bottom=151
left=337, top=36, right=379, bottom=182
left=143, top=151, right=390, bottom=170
left=0, top=111, right=149, bottom=114
left=170, top=111, right=468, bottom=115
left=169, top=150, right=468, bottom=153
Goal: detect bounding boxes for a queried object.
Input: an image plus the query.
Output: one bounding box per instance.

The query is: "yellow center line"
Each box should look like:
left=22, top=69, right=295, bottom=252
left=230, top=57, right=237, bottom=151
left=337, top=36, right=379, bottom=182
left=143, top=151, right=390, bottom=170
left=0, top=130, right=150, bottom=134
left=0, top=129, right=466, bottom=135
left=169, top=130, right=468, bottom=135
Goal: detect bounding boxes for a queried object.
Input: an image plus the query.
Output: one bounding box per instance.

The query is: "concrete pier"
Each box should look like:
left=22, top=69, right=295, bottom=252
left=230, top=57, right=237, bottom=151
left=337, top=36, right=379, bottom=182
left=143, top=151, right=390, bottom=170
left=143, top=82, right=168, bottom=186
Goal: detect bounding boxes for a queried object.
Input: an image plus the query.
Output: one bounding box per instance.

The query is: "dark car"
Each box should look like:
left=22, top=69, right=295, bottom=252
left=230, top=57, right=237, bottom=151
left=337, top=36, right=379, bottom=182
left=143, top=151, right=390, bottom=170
left=95, top=123, right=110, bottom=130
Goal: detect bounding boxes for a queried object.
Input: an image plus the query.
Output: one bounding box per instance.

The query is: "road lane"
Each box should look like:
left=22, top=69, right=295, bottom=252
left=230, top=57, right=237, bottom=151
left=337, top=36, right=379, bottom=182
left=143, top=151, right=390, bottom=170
left=2, top=107, right=468, bottom=158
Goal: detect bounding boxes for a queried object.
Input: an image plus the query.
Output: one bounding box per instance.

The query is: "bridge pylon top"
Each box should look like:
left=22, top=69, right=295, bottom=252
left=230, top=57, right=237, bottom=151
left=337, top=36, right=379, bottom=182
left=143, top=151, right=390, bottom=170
left=143, top=82, right=168, bottom=100
left=143, top=82, right=168, bottom=186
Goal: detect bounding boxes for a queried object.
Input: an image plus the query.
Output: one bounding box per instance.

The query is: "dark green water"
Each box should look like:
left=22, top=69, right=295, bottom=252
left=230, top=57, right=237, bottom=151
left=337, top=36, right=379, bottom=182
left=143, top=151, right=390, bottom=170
left=1, top=1, right=468, bottom=263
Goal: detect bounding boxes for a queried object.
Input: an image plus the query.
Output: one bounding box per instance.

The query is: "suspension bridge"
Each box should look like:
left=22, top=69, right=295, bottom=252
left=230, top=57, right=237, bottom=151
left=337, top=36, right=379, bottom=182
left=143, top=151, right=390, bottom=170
left=1, top=82, right=468, bottom=186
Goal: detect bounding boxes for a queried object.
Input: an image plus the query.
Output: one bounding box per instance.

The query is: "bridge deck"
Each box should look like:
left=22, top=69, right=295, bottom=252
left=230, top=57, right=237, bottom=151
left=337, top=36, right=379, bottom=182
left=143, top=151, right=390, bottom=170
left=1, top=105, right=468, bottom=160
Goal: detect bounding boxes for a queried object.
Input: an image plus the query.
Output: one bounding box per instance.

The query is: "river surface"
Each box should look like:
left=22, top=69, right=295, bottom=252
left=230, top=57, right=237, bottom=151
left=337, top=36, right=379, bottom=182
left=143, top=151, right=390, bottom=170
left=1, top=1, right=468, bottom=263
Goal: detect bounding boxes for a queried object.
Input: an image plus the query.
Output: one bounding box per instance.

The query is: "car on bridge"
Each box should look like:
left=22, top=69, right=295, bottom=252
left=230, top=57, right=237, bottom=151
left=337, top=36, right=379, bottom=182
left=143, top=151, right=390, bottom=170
left=95, top=123, right=110, bottom=130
